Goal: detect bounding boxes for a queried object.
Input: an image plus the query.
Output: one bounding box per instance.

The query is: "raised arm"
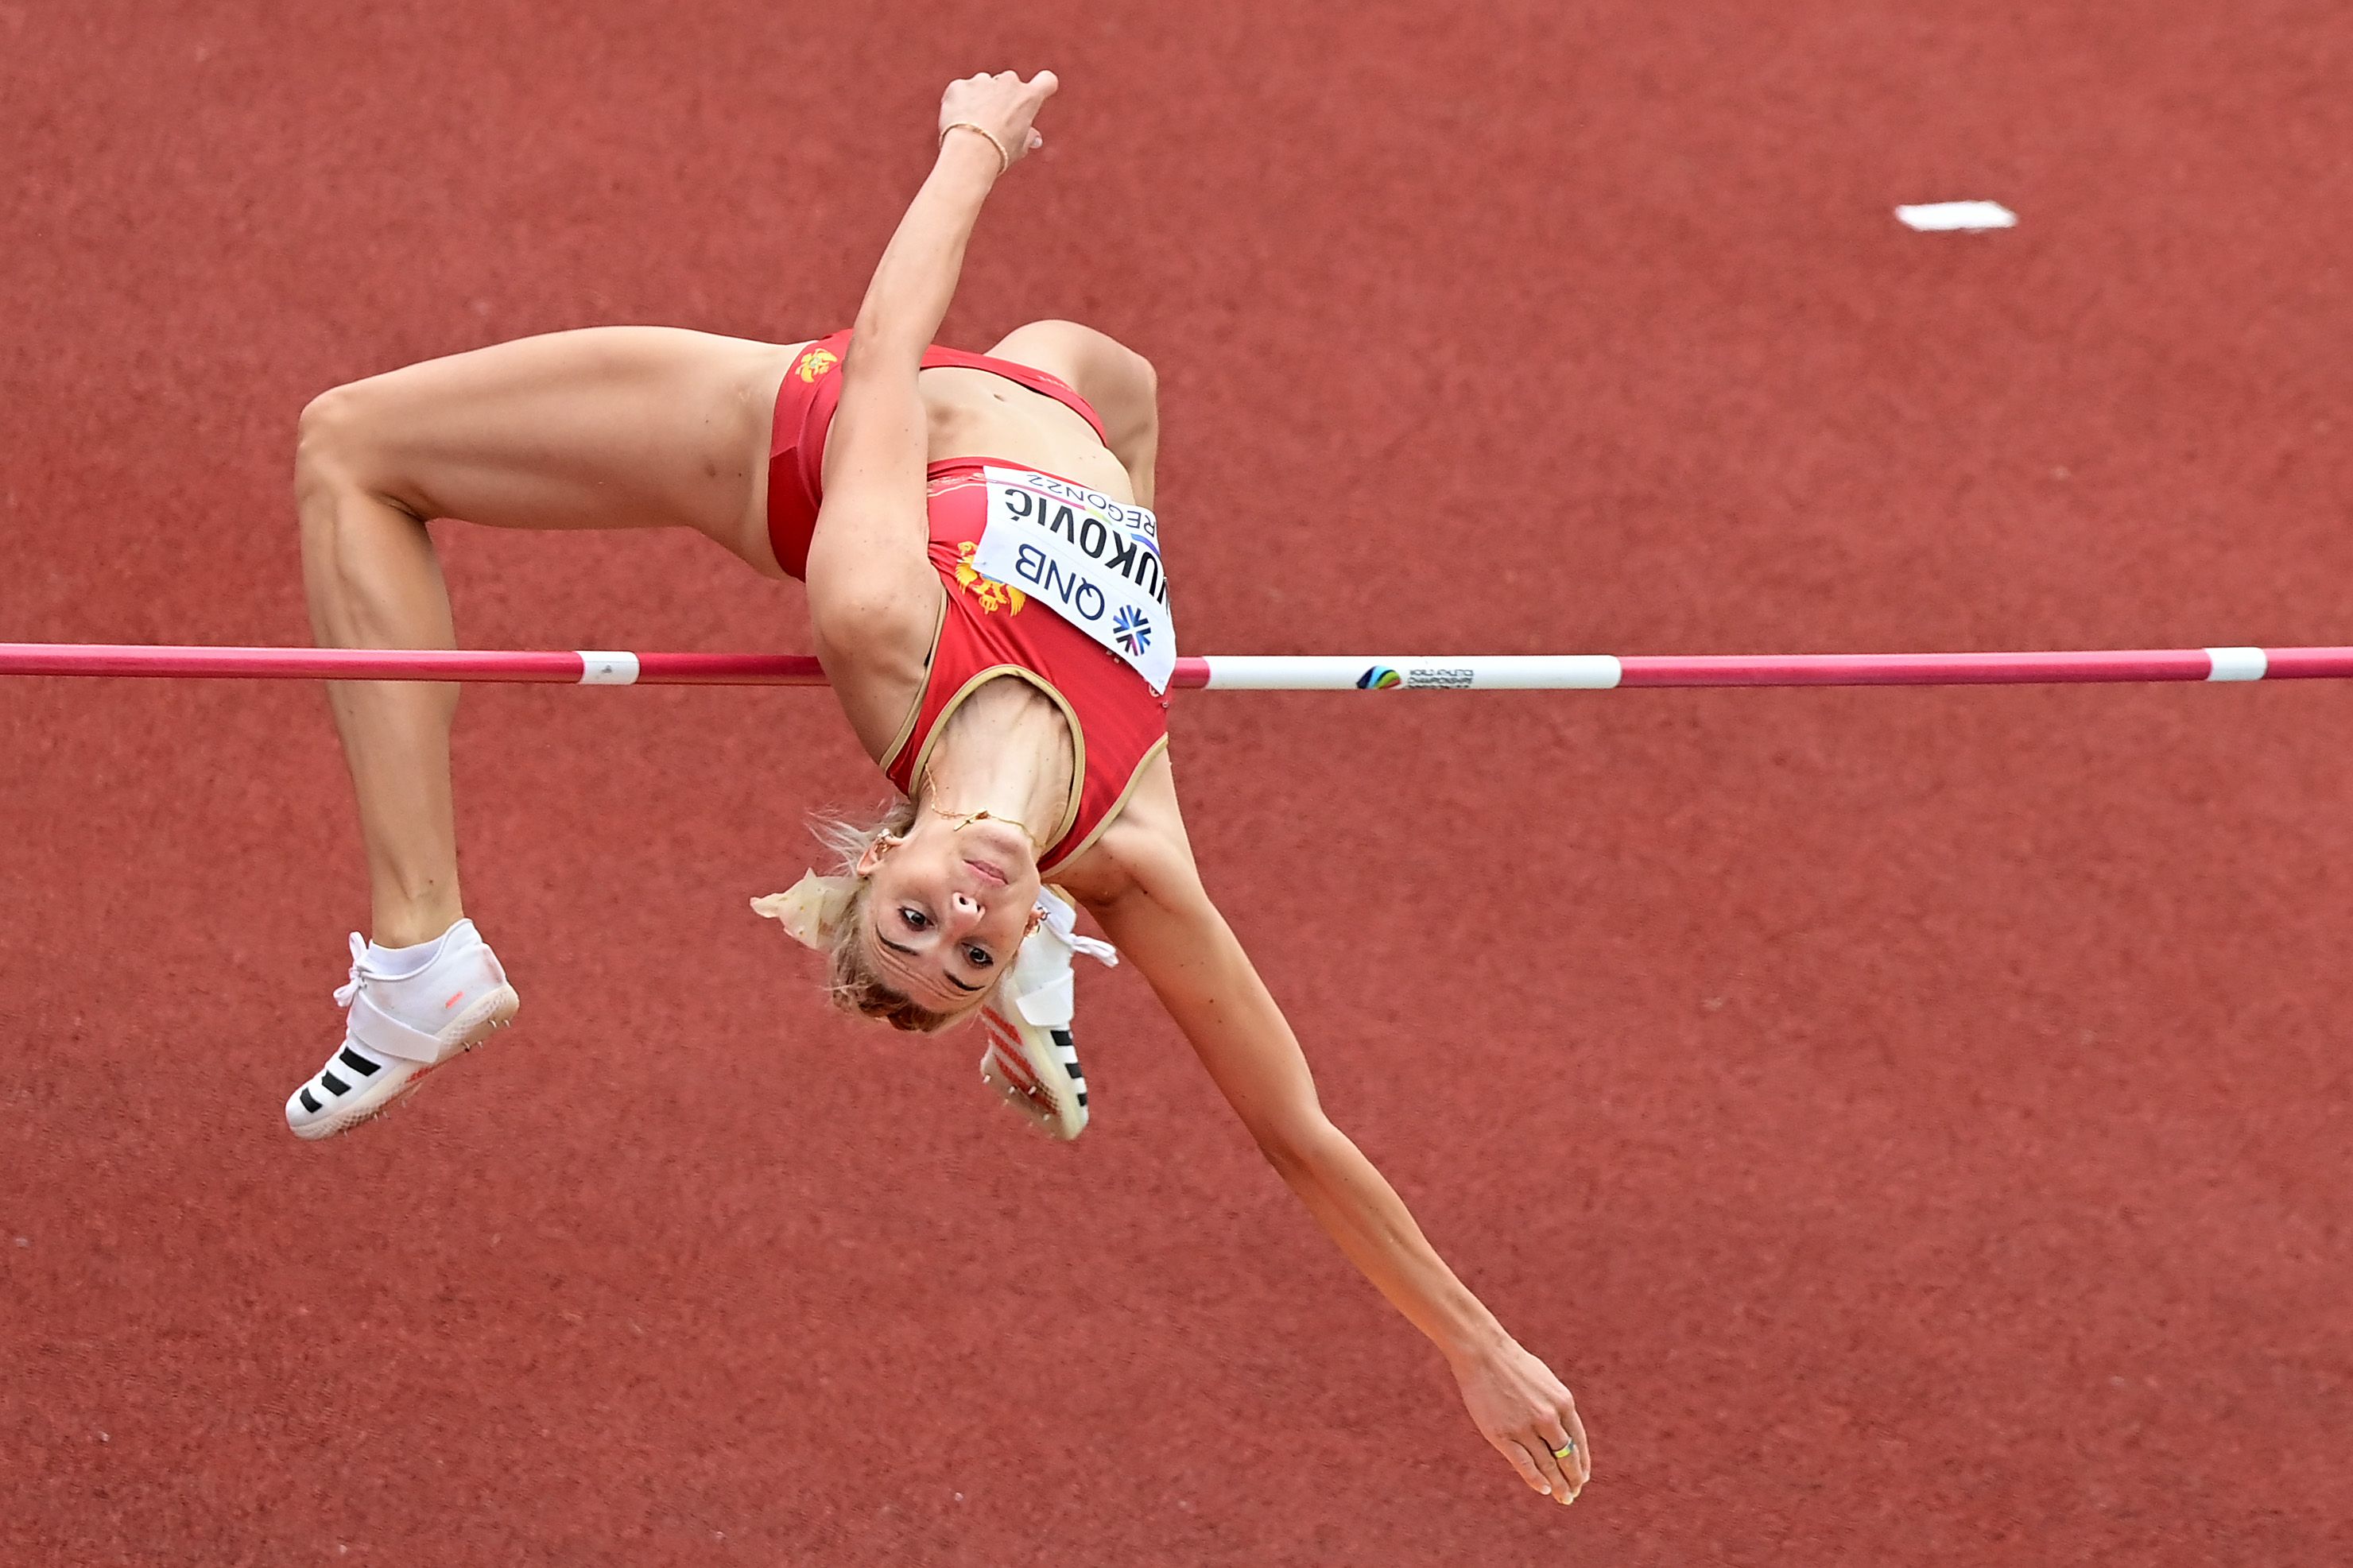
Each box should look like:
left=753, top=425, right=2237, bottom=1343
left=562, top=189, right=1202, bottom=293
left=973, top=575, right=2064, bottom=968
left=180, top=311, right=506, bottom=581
left=1087, top=818, right=1594, bottom=1507
left=805, top=72, right=1058, bottom=741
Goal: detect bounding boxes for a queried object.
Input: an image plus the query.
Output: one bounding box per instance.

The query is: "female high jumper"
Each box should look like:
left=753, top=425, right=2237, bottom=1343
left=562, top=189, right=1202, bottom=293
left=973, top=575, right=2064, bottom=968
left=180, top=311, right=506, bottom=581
left=285, top=69, right=1590, bottom=1505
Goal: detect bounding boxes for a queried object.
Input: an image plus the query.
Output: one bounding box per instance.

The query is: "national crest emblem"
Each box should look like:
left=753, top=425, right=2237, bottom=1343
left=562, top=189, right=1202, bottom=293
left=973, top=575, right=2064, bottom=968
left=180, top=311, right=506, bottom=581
left=953, top=541, right=1025, bottom=614
left=794, top=347, right=839, bottom=383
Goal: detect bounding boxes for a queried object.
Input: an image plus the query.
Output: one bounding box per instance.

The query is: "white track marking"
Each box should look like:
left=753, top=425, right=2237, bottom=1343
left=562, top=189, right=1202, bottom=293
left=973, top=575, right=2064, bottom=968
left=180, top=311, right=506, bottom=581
left=1895, top=201, right=2017, bottom=231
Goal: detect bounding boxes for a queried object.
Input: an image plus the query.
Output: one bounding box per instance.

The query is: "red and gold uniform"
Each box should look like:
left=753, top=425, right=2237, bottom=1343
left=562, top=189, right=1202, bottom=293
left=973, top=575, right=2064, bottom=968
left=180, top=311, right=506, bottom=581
left=767, top=334, right=1170, bottom=873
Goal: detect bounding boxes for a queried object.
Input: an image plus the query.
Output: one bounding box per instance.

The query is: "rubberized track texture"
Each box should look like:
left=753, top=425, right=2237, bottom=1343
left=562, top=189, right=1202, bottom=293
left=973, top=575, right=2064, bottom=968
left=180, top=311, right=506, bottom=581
left=5, top=3, right=2351, bottom=1563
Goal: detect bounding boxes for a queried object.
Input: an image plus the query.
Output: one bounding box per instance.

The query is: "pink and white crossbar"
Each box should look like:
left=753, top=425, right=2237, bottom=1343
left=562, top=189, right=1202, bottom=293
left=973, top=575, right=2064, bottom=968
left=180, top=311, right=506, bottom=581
left=2, top=643, right=2349, bottom=690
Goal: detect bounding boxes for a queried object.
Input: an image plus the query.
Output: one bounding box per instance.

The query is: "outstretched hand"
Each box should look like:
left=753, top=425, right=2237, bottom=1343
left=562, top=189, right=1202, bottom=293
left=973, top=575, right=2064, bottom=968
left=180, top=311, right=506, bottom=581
left=1451, top=1338, right=1592, bottom=1506
left=938, top=70, right=1059, bottom=170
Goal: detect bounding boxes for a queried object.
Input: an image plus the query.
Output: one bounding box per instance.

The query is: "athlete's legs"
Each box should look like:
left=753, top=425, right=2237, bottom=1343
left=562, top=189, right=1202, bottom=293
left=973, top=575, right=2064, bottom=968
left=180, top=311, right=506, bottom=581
left=296, top=326, right=802, bottom=943
left=986, top=320, right=1160, bottom=506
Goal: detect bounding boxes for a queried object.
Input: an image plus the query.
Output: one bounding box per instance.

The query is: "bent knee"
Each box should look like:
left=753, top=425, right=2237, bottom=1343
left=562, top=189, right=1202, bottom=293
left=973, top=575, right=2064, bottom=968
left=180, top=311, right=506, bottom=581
left=1080, top=329, right=1157, bottom=437
left=1103, top=337, right=1157, bottom=427
left=294, top=381, right=421, bottom=516
left=996, top=320, right=1153, bottom=400
left=1094, top=340, right=1158, bottom=460
left=294, top=384, right=371, bottom=486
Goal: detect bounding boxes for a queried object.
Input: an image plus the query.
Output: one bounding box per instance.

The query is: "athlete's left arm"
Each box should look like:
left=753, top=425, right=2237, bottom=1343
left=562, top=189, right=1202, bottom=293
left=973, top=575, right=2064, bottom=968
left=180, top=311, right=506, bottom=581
left=1086, top=804, right=1593, bottom=1505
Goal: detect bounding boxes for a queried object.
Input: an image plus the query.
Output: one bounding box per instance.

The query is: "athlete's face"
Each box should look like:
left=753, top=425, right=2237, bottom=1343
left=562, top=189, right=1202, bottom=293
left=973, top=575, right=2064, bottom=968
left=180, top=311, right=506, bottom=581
left=856, top=815, right=1040, bottom=1014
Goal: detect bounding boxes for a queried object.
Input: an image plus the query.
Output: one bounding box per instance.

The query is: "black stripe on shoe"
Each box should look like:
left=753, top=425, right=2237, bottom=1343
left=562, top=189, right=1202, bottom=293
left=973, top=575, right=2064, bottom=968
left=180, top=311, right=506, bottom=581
left=320, top=1070, right=351, bottom=1096
left=299, top=1088, right=322, bottom=1114
left=338, top=1047, right=382, bottom=1077
left=1053, top=1030, right=1087, bottom=1107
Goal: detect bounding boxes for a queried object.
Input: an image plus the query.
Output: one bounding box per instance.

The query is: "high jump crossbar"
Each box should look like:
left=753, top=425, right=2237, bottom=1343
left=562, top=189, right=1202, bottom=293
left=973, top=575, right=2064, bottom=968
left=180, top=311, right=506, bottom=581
left=1, top=643, right=2349, bottom=690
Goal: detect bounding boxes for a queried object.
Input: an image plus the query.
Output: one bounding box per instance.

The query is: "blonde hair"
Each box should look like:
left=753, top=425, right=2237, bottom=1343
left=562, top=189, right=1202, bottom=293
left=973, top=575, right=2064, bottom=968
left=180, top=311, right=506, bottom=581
left=808, top=799, right=965, bottom=1033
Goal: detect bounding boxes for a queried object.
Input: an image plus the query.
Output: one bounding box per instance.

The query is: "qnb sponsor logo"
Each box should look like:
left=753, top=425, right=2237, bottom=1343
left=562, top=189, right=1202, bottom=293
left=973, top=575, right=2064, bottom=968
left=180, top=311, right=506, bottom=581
left=1000, top=486, right=1169, bottom=605
left=1013, top=543, right=1110, bottom=622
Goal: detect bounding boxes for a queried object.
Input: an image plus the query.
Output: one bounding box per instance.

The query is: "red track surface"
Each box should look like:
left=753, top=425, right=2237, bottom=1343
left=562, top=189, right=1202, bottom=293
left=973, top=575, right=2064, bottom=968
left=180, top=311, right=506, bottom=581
left=5, top=4, right=2350, bottom=1562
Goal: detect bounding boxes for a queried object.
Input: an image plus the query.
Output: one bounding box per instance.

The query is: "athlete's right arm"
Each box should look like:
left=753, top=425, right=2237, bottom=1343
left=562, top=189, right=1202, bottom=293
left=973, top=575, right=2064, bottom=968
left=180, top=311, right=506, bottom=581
left=1077, top=777, right=1590, bottom=1507
left=806, top=72, right=1059, bottom=699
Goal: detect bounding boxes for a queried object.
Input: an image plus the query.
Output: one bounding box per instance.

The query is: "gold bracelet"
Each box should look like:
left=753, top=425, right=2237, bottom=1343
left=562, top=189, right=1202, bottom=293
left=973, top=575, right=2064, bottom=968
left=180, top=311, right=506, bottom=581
left=939, top=121, right=1012, bottom=176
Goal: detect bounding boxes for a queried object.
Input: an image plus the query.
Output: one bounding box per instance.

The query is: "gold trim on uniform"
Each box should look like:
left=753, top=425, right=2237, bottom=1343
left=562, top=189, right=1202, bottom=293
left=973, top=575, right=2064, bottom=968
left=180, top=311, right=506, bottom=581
left=894, top=663, right=1087, bottom=854
left=1041, top=734, right=1169, bottom=874
left=878, top=592, right=950, bottom=775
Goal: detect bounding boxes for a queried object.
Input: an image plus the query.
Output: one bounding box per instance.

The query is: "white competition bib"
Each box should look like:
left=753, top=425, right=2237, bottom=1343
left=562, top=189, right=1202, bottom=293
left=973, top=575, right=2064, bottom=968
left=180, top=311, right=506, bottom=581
left=971, top=466, right=1176, bottom=695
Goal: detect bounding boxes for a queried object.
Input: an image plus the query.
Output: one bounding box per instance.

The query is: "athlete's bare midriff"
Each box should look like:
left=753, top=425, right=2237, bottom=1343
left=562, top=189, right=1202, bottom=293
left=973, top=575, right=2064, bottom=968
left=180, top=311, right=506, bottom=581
left=917, top=364, right=1138, bottom=501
